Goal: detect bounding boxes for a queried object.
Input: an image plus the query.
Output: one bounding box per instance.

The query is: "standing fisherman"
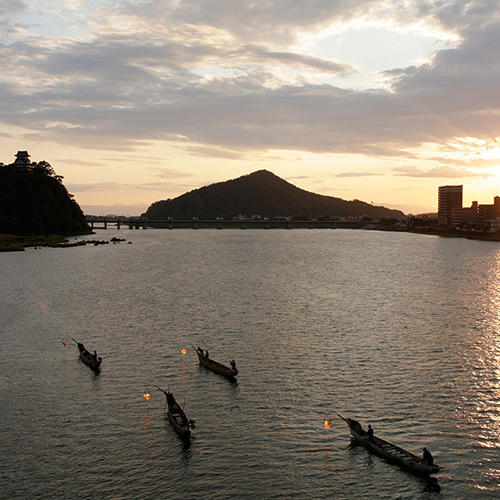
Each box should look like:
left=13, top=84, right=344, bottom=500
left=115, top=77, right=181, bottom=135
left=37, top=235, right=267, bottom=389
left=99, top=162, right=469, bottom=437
left=422, top=447, right=434, bottom=465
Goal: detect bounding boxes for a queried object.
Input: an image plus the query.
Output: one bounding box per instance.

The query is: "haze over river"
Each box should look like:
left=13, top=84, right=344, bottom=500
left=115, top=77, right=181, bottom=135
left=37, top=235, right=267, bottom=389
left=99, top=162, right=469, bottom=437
left=1, top=229, right=499, bottom=499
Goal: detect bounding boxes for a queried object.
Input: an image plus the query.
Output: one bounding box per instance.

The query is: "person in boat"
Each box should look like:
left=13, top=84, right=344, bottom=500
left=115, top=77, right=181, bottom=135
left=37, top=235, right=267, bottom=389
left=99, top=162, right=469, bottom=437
left=166, top=392, right=176, bottom=408
left=422, top=447, right=434, bottom=465
left=93, top=350, right=98, bottom=360
left=205, top=350, right=209, bottom=359
left=367, top=424, right=374, bottom=441
left=230, top=359, right=236, bottom=370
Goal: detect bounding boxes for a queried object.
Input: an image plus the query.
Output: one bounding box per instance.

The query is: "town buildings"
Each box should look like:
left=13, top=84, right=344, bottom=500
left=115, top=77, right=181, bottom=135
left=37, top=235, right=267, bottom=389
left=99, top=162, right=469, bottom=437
left=438, top=184, right=500, bottom=230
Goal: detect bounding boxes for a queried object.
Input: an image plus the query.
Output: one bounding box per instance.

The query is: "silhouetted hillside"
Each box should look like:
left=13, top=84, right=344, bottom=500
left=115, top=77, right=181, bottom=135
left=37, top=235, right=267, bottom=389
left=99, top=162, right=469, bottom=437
left=145, top=170, right=404, bottom=220
left=0, top=163, right=90, bottom=234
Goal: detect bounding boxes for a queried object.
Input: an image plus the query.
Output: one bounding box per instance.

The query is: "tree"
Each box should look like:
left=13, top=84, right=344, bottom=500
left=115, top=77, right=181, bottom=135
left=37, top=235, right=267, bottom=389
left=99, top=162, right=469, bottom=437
left=34, top=161, right=64, bottom=183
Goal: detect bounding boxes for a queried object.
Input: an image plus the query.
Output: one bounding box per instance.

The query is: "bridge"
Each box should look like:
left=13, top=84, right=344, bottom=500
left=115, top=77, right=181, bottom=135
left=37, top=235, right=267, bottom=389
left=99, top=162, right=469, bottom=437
left=85, top=216, right=361, bottom=230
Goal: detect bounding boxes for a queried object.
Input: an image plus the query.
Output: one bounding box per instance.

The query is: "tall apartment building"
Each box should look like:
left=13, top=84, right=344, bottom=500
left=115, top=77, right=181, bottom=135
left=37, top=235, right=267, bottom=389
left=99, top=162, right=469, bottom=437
left=438, top=185, right=463, bottom=226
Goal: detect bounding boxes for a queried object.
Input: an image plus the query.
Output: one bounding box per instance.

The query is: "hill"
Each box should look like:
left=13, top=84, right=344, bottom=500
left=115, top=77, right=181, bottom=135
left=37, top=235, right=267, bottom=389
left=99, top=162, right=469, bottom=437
left=145, top=170, right=404, bottom=220
left=0, top=163, right=90, bottom=235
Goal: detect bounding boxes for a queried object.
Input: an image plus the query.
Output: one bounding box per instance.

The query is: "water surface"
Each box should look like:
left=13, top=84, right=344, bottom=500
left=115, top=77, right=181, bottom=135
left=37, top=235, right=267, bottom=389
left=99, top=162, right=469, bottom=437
left=1, top=229, right=499, bottom=499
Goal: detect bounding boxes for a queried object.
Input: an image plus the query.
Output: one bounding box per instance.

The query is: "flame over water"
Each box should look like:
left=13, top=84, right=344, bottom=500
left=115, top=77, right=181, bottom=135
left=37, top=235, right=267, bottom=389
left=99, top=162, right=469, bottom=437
left=324, top=419, right=331, bottom=429
left=143, top=393, right=151, bottom=400
left=181, top=348, right=188, bottom=355
left=62, top=342, right=67, bottom=347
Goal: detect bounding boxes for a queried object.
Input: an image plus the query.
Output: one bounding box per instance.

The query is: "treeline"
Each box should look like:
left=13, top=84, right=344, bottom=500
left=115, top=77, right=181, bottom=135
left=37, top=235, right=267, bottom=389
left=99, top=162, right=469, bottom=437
left=145, top=169, right=404, bottom=220
left=0, top=163, right=90, bottom=235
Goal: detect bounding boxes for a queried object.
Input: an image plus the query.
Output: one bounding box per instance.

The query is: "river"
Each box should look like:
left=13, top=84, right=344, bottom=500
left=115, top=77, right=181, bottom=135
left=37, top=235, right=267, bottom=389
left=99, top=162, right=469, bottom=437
left=0, top=229, right=498, bottom=499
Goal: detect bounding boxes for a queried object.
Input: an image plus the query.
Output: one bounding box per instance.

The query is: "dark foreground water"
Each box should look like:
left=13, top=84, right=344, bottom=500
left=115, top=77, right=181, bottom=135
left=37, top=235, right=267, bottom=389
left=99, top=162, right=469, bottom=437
left=0, top=229, right=499, bottom=499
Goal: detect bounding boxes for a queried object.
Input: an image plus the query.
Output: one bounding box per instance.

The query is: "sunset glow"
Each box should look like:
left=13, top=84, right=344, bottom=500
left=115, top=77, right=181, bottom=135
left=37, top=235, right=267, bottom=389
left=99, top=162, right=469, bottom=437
left=0, top=1, right=499, bottom=215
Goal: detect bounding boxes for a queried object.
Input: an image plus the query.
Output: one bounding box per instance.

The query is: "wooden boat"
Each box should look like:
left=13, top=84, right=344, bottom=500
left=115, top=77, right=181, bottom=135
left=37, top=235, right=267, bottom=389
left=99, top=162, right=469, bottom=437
left=338, top=414, right=440, bottom=475
left=72, top=338, right=101, bottom=372
left=157, top=387, right=194, bottom=440
left=193, top=346, right=238, bottom=378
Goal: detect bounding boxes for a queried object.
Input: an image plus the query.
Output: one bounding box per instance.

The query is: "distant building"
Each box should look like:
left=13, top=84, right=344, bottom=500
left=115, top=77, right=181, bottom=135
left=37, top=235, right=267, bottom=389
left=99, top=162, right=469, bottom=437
left=461, top=201, right=479, bottom=226
left=478, top=196, right=500, bottom=227
left=6, top=150, right=35, bottom=171
left=450, top=196, right=500, bottom=229
left=438, top=185, right=462, bottom=226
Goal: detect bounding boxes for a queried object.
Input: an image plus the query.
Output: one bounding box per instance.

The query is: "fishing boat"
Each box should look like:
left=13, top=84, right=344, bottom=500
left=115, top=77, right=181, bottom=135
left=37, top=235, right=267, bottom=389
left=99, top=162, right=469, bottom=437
left=72, top=338, right=101, bottom=373
left=338, top=414, right=440, bottom=475
left=157, top=387, right=194, bottom=440
left=193, top=346, right=238, bottom=378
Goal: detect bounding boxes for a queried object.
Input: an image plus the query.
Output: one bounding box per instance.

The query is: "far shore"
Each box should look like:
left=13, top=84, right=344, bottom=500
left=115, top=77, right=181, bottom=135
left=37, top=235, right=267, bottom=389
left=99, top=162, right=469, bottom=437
left=2, top=224, right=498, bottom=252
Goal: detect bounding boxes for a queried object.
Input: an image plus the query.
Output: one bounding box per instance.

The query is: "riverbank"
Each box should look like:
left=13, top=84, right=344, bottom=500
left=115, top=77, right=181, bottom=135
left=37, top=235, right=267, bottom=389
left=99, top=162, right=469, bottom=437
left=368, top=225, right=500, bottom=242
left=0, top=234, right=68, bottom=251
left=0, top=233, right=126, bottom=252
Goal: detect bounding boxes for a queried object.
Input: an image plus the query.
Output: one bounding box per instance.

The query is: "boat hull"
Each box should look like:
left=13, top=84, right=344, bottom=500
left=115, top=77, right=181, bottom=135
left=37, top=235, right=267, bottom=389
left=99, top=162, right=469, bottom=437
left=75, top=342, right=101, bottom=373
left=162, top=390, right=192, bottom=441
left=79, top=352, right=101, bottom=372
left=349, top=427, right=440, bottom=475
left=167, top=411, right=191, bottom=440
left=196, top=351, right=238, bottom=378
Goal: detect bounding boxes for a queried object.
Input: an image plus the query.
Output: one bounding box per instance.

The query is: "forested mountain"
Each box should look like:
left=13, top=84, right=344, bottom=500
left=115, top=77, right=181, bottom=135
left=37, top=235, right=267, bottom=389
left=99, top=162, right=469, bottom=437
left=145, top=170, right=404, bottom=220
left=0, top=163, right=90, bottom=234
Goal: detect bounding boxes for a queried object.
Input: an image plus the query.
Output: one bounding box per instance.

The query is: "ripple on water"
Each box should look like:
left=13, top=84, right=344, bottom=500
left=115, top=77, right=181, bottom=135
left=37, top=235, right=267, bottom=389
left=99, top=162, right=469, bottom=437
left=0, top=229, right=499, bottom=499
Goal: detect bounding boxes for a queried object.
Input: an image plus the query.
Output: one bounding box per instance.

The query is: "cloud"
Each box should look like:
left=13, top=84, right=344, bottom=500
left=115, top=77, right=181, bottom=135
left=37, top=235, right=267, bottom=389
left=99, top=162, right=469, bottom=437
left=54, top=158, right=106, bottom=167
left=335, top=171, right=383, bottom=177
left=0, top=0, right=499, bottom=169
left=429, top=156, right=500, bottom=168
left=183, top=145, right=244, bottom=159
left=68, top=181, right=177, bottom=192
left=392, top=166, right=493, bottom=178
left=81, top=203, right=147, bottom=216
left=229, top=45, right=355, bottom=74
left=119, top=0, right=383, bottom=44
left=150, top=167, right=195, bottom=179
left=0, top=0, right=25, bottom=16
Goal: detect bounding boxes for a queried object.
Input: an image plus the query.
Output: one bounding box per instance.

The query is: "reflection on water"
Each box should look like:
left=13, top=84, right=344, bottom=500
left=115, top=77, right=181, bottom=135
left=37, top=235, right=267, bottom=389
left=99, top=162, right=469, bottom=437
left=143, top=412, right=152, bottom=428
left=0, top=229, right=499, bottom=499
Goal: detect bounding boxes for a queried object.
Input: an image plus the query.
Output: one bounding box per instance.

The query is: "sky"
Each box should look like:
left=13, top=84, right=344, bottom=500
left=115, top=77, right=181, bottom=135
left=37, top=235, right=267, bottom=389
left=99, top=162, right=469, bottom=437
left=0, top=0, right=499, bottom=215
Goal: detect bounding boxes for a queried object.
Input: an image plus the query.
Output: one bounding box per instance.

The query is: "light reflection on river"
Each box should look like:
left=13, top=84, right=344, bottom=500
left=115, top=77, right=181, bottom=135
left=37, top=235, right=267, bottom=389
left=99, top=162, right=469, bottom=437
left=0, top=229, right=499, bottom=499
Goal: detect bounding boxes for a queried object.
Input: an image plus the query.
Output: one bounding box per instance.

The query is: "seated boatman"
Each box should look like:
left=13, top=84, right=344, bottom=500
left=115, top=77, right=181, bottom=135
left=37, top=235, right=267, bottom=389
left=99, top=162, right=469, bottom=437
left=367, top=424, right=374, bottom=441
left=230, top=359, right=236, bottom=370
